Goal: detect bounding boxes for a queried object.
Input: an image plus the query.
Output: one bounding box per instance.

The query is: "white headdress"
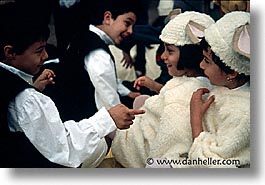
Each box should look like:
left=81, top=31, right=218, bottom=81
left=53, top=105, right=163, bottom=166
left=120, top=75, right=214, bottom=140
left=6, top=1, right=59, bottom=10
left=159, top=11, right=215, bottom=46
left=205, top=11, right=250, bottom=75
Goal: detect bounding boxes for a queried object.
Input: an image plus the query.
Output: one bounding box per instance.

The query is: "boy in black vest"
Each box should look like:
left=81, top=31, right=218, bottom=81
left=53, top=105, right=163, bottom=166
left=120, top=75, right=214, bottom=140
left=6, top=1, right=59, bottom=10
left=43, top=0, right=143, bottom=123
left=0, top=2, right=144, bottom=168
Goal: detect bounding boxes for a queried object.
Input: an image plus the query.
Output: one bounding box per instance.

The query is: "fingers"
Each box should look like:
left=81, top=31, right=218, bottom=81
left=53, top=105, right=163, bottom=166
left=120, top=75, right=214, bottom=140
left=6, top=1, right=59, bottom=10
left=192, top=88, right=210, bottom=99
left=133, top=81, right=140, bottom=89
left=196, top=88, right=210, bottom=95
left=48, top=78, right=55, bottom=84
left=48, top=69, right=56, bottom=77
left=192, top=88, right=215, bottom=113
left=41, top=78, right=55, bottom=86
left=127, top=63, right=133, bottom=69
left=123, top=109, right=145, bottom=128
left=123, top=109, right=146, bottom=122
left=125, top=62, right=131, bottom=69
left=121, top=60, right=133, bottom=69
left=128, top=109, right=145, bottom=116
left=133, top=76, right=155, bottom=90
left=43, top=69, right=56, bottom=79
left=205, top=95, right=215, bottom=108
left=125, top=120, right=134, bottom=126
left=133, top=77, right=145, bottom=89
left=120, top=57, right=125, bottom=64
left=121, top=53, right=134, bottom=69
left=109, top=104, right=145, bottom=130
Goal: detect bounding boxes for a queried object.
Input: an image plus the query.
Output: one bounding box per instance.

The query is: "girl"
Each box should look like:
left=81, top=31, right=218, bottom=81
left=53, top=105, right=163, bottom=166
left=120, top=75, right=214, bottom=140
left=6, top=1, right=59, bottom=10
left=188, top=11, right=250, bottom=168
left=111, top=11, right=215, bottom=168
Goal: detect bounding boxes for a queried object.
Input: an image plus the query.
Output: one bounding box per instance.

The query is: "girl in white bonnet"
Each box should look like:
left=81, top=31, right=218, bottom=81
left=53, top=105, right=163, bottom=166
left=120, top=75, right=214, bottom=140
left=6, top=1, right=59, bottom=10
left=188, top=11, right=250, bottom=168
left=111, top=11, right=215, bottom=168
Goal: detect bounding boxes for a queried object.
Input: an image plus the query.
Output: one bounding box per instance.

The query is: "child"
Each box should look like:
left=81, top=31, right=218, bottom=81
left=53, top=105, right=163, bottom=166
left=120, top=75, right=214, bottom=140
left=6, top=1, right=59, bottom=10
left=121, top=9, right=182, bottom=97
left=0, top=2, right=144, bottom=168
left=111, top=11, right=215, bottom=168
left=187, top=11, right=250, bottom=168
left=83, top=0, right=141, bottom=109
left=43, top=0, right=142, bottom=122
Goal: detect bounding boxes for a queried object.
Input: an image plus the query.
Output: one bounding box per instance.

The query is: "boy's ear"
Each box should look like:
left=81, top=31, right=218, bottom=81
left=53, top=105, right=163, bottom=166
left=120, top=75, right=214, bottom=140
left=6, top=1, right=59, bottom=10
left=4, top=45, right=16, bottom=59
left=103, top=11, right=113, bottom=25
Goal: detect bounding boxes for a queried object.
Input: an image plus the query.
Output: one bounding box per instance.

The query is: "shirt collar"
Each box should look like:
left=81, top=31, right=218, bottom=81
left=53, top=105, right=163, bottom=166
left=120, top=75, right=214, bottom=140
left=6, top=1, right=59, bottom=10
left=233, top=81, right=250, bottom=91
left=89, top=24, right=115, bottom=45
left=0, top=62, right=33, bottom=85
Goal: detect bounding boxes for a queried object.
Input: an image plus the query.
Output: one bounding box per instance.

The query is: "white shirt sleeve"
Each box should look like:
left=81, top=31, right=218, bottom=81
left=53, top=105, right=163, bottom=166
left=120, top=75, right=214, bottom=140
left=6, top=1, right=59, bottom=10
left=10, top=88, right=117, bottom=168
left=117, top=78, right=130, bottom=96
left=84, top=49, right=122, bottom=109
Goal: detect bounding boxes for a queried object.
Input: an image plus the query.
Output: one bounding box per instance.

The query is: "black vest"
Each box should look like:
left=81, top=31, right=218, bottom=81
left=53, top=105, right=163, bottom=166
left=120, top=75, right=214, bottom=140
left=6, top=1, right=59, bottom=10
left=43, top=29, right=115, bottom=122
left=0, top=67, right=64, bottom=167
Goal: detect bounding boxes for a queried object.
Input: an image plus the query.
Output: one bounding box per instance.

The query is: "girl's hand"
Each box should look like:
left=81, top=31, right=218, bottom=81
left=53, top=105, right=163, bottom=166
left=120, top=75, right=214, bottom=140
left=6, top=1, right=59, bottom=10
left=128, top=91, right=141, bottom=99
left=133, top=76, right=163, bottom=93
left=190, top=88, right=215, bottom=139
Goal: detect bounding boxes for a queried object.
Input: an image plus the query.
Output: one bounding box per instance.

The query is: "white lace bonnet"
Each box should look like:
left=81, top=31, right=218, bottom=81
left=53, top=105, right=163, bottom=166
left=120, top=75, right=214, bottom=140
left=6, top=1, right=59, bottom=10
left=159, top=11, right=215, bottom=46
left=205, top=11, right=250, bottom=75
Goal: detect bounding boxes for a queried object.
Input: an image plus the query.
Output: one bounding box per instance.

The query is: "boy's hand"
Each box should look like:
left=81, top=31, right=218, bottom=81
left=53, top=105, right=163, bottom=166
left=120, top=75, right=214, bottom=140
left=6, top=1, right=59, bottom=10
left=108, top=104, right=145, bottom=129
left=121, top=51, right=134, bottom=69
left=33, top=69, right=56, bottom=91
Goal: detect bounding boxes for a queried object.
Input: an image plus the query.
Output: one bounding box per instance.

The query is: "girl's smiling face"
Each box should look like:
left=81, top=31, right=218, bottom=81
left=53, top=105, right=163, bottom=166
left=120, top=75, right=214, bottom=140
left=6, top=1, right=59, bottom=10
left=161, top=43, right=187, bottom=77
left=200, top=48, right=229, bottom=86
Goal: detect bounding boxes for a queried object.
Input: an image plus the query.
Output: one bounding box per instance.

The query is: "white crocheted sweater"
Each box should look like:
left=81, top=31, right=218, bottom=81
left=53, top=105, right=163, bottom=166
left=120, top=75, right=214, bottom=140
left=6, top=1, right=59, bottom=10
left=111, top=76, right=212, bottom=168
left=182, top=85, right=250, bottom=168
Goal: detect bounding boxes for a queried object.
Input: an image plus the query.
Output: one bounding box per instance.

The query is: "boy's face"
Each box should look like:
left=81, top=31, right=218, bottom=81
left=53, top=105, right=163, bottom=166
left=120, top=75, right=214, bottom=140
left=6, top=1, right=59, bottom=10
left=13, top=41, right=48, bottom=75
left=106, top=12, right=136, bottom=44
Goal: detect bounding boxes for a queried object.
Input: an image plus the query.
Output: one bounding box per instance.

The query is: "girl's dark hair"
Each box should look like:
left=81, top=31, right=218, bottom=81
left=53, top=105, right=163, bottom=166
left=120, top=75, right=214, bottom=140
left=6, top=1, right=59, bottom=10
left=200, top=37, right=249, bottom=81
left=0, top=2, right=50, bottom=60
left=177, top=44, right=204, bottom=75
left=200, top=38, right=234, bottom=74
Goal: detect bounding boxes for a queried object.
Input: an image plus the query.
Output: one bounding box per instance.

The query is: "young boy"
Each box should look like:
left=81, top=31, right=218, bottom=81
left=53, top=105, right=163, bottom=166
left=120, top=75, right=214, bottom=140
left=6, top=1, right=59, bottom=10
left=43, top=0, right=142, bottom=122
left=0, top=2, right=144, bottom=168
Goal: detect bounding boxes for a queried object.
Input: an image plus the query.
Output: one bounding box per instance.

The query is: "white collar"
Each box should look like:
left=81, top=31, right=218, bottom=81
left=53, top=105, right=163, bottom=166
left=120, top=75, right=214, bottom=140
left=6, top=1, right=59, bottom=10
left=0, top=62, right=33, bottom=85
left=89, top=24, right=115, bottom=45
left=233, top=81, right=250, bottom=91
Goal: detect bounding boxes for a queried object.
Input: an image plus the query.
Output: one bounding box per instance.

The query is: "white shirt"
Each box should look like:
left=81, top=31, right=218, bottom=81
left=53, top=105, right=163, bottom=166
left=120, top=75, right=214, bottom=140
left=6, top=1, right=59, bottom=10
left=0, top=62, right=117, bottom=168
left=84, top=25, right=130, bottom=110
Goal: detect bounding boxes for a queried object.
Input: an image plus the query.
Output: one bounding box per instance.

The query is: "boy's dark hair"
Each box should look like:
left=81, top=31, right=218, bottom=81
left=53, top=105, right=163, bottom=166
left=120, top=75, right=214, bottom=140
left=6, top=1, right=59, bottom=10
left=0, top=2, right=50, bottom=60
left=87, top=0, right=144, bottom=25
left=200, top=37, right=250, bottom=81
left=177, top=44, right=204, bottom=75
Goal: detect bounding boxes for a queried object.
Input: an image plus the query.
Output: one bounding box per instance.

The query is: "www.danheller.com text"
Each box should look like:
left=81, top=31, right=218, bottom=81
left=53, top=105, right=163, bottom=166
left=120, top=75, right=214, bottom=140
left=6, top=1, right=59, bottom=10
left=145, top=157, right=241, bottom=167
